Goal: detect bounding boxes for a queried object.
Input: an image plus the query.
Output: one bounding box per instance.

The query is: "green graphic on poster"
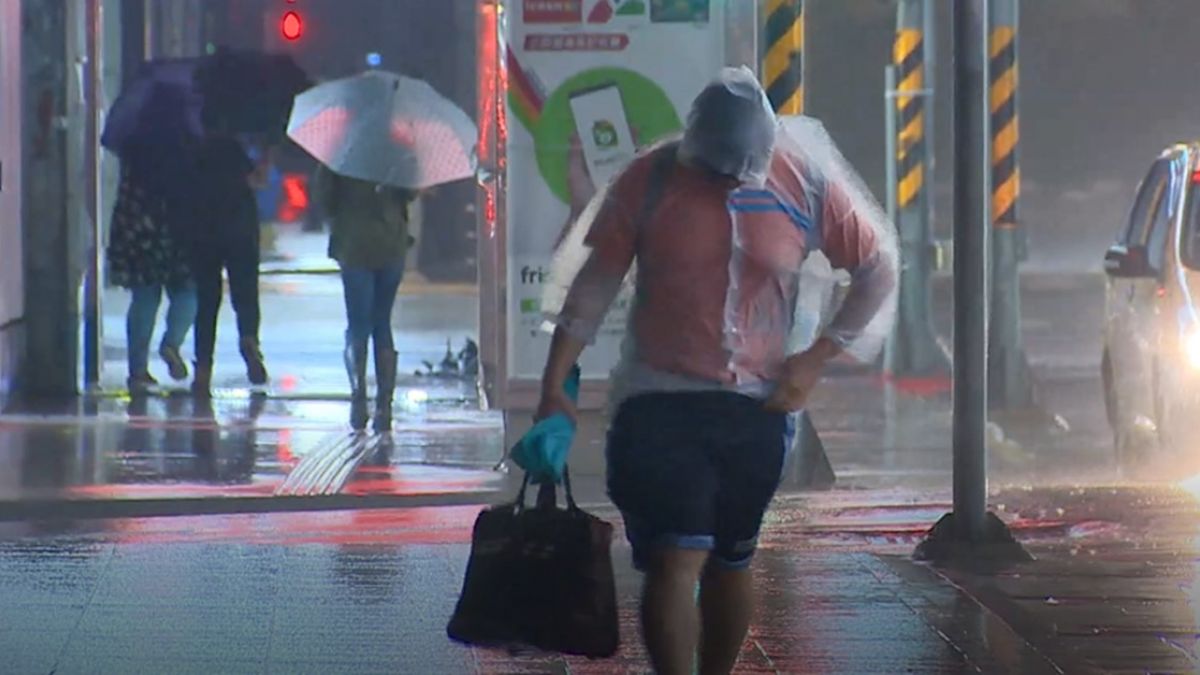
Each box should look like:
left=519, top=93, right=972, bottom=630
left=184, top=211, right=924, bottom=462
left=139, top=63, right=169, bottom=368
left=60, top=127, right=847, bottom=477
left=650, top=0, right=710, bottom=23
left=617, top=1, right=647, bottom=16
left=533, top=67, right=681, bottom=204
left=592, top=120, right=619, bottom=148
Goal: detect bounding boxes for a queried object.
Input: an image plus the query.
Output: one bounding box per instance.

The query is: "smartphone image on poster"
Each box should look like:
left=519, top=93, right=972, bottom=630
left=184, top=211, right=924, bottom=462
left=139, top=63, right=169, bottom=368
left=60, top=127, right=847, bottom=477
left=568, top=82, right=636, bottom=188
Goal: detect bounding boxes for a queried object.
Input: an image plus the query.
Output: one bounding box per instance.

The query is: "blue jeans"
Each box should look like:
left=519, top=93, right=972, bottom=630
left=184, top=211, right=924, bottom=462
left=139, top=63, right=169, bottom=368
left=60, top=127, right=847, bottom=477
left=340, top=262, right=405, bottom=350
left=127, top=282, right=197, bottom=376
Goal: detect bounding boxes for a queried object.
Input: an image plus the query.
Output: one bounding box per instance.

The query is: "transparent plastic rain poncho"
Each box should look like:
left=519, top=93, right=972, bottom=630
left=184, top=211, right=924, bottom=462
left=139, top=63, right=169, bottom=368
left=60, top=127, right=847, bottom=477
left=542, top=68, right=899, bottom=406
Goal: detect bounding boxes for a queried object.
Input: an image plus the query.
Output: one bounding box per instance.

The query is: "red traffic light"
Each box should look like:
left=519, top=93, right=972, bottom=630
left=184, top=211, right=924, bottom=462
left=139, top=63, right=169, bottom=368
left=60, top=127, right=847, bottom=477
left=281, top=11, right=303, bottom=41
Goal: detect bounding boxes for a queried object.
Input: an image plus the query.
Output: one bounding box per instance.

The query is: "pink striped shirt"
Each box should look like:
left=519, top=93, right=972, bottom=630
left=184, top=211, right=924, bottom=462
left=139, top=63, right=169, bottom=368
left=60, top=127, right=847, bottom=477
left=558, top=147, right=886, bottom=389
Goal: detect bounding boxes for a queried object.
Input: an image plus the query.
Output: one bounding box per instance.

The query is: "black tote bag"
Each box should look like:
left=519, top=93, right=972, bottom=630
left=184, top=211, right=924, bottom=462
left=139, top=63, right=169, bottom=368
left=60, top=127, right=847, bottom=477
left=447, top=469, right=619, bottom=658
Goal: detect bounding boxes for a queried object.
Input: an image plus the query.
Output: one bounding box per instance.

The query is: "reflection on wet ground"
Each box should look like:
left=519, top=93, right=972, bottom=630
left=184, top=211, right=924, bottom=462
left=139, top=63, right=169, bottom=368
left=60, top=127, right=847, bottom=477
left=944, top=485, right=1200, bottom=673
left=1, top=274, right=1119, bottom=520
left=2, top=268, right=1191, bottom=671
left=0, top=392, right=505, bottom=518
left=0, top=500, right=1054, bottom=674
left=766, top=484, right=1200, bottom=673
left=12, top=482, right=1199, bottom=673
left=11, top=272, right=1191, bottom=671
left=0, top=358, right=1117, bottom=522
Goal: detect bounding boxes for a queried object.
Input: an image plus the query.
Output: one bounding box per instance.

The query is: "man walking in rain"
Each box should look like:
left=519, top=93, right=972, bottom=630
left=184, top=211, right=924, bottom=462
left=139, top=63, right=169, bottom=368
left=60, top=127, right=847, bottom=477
left=536, top=68, right=897, bottom=674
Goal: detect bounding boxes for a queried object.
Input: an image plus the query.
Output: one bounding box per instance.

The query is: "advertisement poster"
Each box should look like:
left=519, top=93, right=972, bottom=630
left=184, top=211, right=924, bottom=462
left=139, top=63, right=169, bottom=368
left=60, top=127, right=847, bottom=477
left=506, top=0, right=729, bottom=379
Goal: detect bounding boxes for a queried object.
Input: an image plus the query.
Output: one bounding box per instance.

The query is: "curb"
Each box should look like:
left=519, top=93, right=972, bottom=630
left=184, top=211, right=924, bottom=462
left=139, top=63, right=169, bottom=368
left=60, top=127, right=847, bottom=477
left=259, top=266, right=478, bottom=296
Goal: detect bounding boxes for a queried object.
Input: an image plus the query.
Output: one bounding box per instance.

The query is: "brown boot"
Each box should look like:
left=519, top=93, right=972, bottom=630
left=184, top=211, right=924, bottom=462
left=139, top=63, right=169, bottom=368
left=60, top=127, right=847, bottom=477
left=372, top=346, right=397, bottom=433
left=345, top=339, right=370, bottom=432
left=239, top=337, right=268, bottom=386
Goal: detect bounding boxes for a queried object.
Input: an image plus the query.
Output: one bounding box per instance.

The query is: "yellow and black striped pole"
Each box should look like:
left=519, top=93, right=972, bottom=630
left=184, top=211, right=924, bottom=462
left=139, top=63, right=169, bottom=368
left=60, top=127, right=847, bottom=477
left=894, top=25, right=925, bottom=211
left=990, top=25, right=1018, bottom=231
left=888, top=0, right=946, bottom=378
left=987, top=0, right=1033, bottom=409
left=763, top=0, right=804, bottom=114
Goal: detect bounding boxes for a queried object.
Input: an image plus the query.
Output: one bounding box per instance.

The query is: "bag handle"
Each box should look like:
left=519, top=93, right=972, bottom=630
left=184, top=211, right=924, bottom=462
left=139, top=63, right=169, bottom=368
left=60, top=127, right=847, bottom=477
left=514, top=466, right=579, bottom=513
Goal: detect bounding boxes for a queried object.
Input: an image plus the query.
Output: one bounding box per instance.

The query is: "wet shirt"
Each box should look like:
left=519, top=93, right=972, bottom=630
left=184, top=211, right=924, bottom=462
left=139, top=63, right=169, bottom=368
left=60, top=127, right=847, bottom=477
left=556, top=147, right=887, bottom=399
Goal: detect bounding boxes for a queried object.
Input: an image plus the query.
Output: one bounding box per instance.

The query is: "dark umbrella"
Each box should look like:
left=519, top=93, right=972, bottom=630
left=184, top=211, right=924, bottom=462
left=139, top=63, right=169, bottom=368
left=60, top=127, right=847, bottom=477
left=103, top=50, right=311, bottom=164
left=193, top=48, right=312, bottom=142
left=100, top=58, right=204, bottom=162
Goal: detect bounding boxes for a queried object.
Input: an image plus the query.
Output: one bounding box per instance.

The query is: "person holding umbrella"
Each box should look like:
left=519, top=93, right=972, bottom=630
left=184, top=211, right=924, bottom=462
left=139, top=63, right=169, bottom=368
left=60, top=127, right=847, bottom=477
left=289, top=70, right=478, bottom=431
left=102, top=49, right=310, bottom=396
left=314, top=167, right=417, bottom=432
left=104, top=86, right=197, bottom=394
left=180, top=112, right=272, bottom=395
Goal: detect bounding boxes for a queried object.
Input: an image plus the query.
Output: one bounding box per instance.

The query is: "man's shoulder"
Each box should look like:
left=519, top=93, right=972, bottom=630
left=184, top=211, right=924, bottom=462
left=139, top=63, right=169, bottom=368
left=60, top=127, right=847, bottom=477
left=602, top=148, right=657, bottom=205
left=622, top=147, right=663, bottom=178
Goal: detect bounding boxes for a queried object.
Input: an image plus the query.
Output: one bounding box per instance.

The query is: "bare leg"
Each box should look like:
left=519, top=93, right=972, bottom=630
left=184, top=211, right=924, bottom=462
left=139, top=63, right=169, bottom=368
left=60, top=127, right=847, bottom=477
left=641, top=547, right=709, bottom=675
left=698, top=564, right=755, bottom=675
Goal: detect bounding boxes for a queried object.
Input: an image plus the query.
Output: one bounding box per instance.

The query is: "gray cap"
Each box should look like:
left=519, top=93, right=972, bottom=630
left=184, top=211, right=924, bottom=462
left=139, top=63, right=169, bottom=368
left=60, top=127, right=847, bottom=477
left=679, top=66, right=778, bottom=186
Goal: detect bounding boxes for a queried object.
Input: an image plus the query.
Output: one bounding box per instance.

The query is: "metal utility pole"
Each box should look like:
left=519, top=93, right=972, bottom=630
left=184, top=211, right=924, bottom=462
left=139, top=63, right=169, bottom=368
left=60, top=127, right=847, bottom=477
left=950, top=0, right=989, bottom=543
left=888, top=0, right=948, bottom=378
left=915, top=0, right=1029, bottom=563
left=986, top=0, right=1033, bottom=410
left=763, top=0, right=804, bottom=115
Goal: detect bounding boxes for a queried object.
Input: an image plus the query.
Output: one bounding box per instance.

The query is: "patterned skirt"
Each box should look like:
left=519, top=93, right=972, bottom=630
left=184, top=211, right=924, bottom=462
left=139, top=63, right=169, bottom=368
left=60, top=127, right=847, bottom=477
left=106, top=170, right=192, bottom=289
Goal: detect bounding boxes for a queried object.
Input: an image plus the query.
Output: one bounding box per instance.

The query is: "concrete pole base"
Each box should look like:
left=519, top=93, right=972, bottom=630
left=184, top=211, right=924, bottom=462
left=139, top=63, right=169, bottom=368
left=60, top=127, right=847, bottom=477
left=913, top=512, right=1033, bottom=567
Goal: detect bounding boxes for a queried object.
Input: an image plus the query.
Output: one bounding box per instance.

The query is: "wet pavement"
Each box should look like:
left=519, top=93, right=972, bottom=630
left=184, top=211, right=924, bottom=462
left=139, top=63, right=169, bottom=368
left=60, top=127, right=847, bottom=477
left=8, top=271, right=1191, bottom=671
left=938, top=485, right=1200, bottom=674
left=10, top=484, right=1200, bottom=673
left=7, top=274, right=1117, bottom=523
left=0, top=498, right=1060, bottom=675
left=0, top=393, right=506, bottom=520
left=774, top=482, right=1200, bottom=673
left=0, top=360, right=1111, bottom=525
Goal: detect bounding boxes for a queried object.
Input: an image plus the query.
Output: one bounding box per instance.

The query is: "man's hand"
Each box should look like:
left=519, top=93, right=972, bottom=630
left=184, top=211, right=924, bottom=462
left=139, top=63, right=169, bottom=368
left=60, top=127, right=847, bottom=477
left=765, top=338, right=841, bottom=412
left=536, top=328, right=587, bottom=423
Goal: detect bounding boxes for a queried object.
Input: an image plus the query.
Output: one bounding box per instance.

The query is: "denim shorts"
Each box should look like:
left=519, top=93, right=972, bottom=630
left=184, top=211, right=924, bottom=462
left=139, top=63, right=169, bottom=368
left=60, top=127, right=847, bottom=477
left=606, top=391, right=788, bottom=571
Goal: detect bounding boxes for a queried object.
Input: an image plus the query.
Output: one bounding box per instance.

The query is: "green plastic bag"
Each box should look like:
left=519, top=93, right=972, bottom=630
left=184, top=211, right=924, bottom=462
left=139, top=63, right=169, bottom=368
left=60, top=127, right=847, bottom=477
left=511, top=365, right=580, bottom=484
